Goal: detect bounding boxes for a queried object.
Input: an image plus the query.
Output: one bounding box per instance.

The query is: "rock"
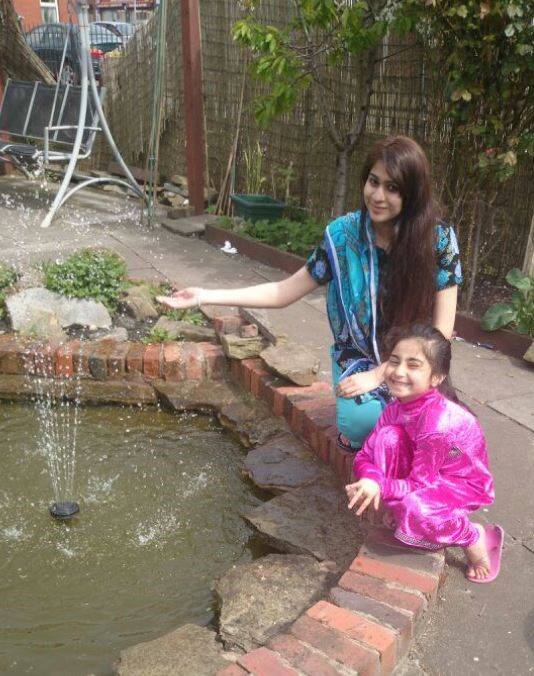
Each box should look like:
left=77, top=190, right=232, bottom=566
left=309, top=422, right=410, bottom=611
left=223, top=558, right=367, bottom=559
left=242, top=478, right=364, bottom=570
left=19, top=308, right=66, bottom=340
left=153, top=316, right=216, bottom=342
left=244, top=434, right=329, bottom=492
left=261, top=343, right=320, bottom=386
left=523, top=342, right=534, bottom=363
left=239, top=308, right=287, bottom=346
left=214, top=554, right=336, bottom=653
left=116, top=624, right=230, bottom=676
left=6, top=288, right=111, bottom=333
left=169, top=174, right=188, bottom=188
left=237, top=417, right=288, bottom=448
left=218, top=399, right=287, bottom=446
left=218, top=399, right=269, bottom=430
left=220, top=333, right=268, bottom=359
left=154, top=380, right=238, bottom=412
left=160, top=217, right=206, bottom=237
left=167, top=206, right=194, bottom=220
left=239, top=323, right=258, bottom=338
left=102, top=183, right=126, bottom=194
left=0, top=374, right=156, bottom=406
left=120, top=286, right=159, bottom=321
left=93, top=327, right=129, bottom=342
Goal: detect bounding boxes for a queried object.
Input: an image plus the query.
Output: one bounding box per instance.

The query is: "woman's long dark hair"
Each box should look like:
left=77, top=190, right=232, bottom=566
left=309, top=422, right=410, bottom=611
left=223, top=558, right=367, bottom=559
left=360, top=136, right=440, bottom=336
left=384, top=323, right=460, bottom=403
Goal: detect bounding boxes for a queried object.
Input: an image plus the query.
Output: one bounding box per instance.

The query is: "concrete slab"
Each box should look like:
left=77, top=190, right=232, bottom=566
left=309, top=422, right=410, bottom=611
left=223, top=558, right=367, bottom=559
left=489, top=392, right=534, bottom=432
left=452, top=340, right=534, bottom=404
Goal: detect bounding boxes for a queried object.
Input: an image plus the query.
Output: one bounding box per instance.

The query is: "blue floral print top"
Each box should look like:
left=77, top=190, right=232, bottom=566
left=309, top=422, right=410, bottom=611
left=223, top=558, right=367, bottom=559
left=305, top=211, right=462, bottom=406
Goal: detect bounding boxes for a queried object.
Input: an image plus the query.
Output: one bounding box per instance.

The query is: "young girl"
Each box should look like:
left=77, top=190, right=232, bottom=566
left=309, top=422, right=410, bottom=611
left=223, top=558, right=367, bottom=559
left=158, top=136, right=462, bottom=451
left=346, top=324, right=503, bottom=583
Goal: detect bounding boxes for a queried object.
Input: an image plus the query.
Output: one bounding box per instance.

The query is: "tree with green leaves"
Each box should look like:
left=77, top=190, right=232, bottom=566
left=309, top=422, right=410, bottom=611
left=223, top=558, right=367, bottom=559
left=398, top=0, right=533, bottom=308
left=233, top=0, right=411, bottom=215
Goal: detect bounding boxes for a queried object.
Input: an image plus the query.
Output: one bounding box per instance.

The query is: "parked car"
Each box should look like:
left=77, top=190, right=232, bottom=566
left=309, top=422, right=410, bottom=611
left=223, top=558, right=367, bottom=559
left=25, top=23, right=122, bottom=84
left=91, top=21, right=138, bottom=45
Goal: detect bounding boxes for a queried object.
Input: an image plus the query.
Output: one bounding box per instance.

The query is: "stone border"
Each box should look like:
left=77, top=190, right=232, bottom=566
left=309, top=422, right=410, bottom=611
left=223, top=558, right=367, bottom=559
left=0, top=329, right=446, bottom=675
left=205, top=223, right=531, bottom=362
left=219, top=353, right=446, bottom=675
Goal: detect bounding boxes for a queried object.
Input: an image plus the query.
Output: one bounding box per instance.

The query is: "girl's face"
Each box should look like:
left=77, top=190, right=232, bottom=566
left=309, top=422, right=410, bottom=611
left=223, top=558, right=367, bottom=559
left=385, top=338, right=444, bottom=402
left=363, top=161, right=403, bottom=227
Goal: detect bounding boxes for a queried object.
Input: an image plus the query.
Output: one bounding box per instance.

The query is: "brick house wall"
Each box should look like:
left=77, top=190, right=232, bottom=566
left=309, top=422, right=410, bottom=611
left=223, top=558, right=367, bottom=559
left=14, top=0, right=74, bottom=30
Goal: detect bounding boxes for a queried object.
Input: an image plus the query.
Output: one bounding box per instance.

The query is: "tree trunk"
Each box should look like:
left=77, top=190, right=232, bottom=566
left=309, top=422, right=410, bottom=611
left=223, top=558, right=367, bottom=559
left=333, top=146, right=349, bottom=216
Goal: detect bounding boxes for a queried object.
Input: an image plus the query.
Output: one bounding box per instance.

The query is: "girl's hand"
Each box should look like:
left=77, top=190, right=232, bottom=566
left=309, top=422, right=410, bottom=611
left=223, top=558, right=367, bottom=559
left=156, top=287, right=203, bottom=309
left=345, top=479, right=380, bottom=516
left=336, top=369, right=381, bottom=398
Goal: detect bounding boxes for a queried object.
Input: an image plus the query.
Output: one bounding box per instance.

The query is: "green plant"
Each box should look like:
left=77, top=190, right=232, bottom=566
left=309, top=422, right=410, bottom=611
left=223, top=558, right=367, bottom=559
left=141, top=327, right=172, bottom=344
left=481, top=268, right=534, bottom=337
left=163, top=308, right=205, bottom=325
left=0, top=264, right=18, bottom=290
left=42, top=249, right=127, bottom=312
left=242, top=141, right=266, bottom=195
left=233, top=1, right=409, bottom=213
left=214, top=215, right=323, bottom=257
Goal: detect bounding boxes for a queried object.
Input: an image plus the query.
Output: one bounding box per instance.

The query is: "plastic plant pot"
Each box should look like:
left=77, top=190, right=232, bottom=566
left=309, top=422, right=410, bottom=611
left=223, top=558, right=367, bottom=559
left=230, top=194, right=285, bottom=223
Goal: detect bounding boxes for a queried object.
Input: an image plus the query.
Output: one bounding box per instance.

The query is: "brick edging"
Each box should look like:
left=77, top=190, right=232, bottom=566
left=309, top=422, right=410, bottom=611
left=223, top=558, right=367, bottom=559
left=222, top=355, right=446, bottom=675
left=0, top=334, right=227, bottom=384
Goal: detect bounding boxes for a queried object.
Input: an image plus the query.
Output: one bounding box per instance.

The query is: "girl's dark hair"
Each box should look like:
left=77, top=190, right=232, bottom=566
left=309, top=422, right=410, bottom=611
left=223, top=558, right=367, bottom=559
left=360, top=136, right=440, bottom=336
left=384, top=323, right=460, bottom=403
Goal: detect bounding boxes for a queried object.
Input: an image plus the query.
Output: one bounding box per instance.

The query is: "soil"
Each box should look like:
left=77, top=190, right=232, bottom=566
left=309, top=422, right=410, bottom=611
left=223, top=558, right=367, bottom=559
left=462, top=275, right=513, bottom=319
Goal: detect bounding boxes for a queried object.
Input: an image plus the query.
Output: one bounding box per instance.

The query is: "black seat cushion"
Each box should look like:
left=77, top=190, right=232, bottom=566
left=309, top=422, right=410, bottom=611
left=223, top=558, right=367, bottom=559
left=0, top=141, right=40, bottom=160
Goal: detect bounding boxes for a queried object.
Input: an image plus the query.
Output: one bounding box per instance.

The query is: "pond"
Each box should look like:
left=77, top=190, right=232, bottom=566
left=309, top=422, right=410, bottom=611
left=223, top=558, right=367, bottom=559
left=0, top=402, right=264, bottom=675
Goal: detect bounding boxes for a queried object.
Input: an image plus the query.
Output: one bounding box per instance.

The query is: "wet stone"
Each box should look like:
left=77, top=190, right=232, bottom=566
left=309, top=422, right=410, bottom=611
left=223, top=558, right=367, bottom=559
left=244, top=434, right=330, bottom=492
left=153, top=380, right=238, bottom=412
left=116, top=623, right=230, bottom=676
left=220, top=333, right=268, bottom=360
left=261, top=343, right=320, bottom=386
left=120, top=286, right=159, bottom=321
left=214, top=554, right=336, bottom=653
left=217, top=398, right=286, bottom=447
left=242, top=478, right=364, bottom=570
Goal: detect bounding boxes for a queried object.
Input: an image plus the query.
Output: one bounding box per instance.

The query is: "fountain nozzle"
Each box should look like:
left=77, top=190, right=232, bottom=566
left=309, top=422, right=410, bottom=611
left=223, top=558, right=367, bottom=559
left=49, top=501, right=79, bottom=519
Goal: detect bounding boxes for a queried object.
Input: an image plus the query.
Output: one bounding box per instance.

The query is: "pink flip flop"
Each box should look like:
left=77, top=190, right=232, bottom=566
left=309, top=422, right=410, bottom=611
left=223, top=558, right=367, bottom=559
left=466, top=523, right=504, bottom=584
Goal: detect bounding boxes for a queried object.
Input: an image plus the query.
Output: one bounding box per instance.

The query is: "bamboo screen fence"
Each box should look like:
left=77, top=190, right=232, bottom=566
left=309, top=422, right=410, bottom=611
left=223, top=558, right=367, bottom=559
left=17, top=0, right=531, bottom=282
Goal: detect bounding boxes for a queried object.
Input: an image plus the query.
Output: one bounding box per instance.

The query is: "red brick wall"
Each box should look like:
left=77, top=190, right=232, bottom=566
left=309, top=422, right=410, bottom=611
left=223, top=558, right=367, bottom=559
left=15, top=0, right=76, bottom=30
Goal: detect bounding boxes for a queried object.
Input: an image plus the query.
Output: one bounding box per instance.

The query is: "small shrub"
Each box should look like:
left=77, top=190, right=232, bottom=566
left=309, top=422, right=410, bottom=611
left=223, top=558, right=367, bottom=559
left=141, top=327, right=172, bottom=344
left=0, top=264, right=19, bottom=319
left=163, top=308, right=205, bottom=325
left=481, top=268, right=534, bottom=338
left=43, top=249, right=127, bottom=312
left=216, top=215, right=323, bottom=258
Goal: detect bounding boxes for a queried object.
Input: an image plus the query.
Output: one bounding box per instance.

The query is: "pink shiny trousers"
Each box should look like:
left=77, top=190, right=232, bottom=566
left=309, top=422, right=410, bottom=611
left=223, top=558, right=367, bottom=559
left=373, top=425, right=480, bottom=550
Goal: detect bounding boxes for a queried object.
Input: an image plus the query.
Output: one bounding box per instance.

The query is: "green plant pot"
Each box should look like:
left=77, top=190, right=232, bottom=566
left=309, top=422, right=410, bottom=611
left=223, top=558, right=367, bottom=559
left=230, top=194, right=285, bottom=223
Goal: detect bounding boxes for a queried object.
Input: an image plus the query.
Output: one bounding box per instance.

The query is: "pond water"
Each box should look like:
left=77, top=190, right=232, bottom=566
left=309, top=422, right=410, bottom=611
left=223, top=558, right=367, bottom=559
left=0, top=401, right=264, bottom=675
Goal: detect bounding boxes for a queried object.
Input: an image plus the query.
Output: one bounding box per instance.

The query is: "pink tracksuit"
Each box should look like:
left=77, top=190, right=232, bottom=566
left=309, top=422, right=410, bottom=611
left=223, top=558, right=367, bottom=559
left=353, top=388, right=494, bottom=549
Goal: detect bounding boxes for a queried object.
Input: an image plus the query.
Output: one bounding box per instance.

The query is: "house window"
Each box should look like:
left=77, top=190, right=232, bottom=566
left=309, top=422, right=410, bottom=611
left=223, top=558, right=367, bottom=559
left=41, top=0, right=59, bottom=23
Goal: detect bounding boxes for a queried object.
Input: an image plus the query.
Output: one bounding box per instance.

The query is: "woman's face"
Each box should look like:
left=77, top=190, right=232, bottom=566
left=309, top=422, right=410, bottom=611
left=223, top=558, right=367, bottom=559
left=363, top=160, right=403, bottom=227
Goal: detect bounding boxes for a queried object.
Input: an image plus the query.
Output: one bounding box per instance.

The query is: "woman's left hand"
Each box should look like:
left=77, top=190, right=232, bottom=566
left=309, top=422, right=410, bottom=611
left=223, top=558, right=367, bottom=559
left=336, top=369, right=381, bottom=398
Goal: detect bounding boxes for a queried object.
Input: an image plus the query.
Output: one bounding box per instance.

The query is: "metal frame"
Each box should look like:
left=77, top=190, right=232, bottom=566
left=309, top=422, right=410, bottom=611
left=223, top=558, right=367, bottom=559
left=0, top=2, right=147, bottom=227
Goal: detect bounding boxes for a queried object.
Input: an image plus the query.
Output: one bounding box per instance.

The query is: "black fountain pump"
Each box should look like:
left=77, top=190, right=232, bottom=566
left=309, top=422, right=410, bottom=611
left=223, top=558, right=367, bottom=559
left=50, top=501, right=80, bottom=519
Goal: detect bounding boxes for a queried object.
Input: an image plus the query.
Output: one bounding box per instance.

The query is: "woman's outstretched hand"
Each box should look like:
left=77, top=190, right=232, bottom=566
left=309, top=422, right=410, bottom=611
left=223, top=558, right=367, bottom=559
left=156, top=287, right=203, bottom=310
left=345, top=479, right=380, bottom=516
left=336, top=369, right=381, bottom=398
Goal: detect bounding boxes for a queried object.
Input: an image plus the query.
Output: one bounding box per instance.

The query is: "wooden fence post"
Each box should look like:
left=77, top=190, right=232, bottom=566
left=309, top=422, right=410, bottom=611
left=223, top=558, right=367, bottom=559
left=181, top=0, right=205, bottom=215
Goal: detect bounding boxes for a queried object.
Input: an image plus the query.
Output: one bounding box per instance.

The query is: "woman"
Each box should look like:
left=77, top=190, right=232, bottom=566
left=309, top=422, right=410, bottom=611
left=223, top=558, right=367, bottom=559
left=158, top=136, right=462, bottom=449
